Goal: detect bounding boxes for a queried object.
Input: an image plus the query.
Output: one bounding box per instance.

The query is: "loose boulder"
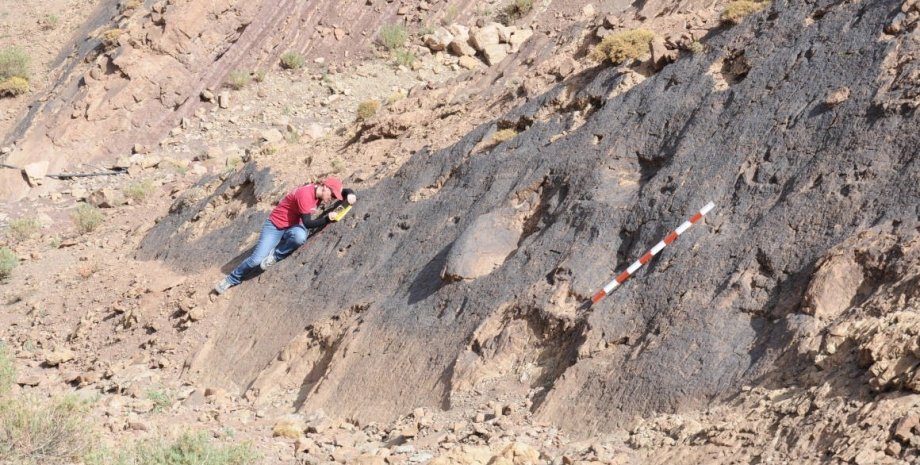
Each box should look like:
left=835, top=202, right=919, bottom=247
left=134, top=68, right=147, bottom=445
left=442, top=209, right=520, bottom=281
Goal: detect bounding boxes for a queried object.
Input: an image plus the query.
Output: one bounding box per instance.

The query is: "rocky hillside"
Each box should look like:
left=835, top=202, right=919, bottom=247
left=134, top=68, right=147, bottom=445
left=2, top=0, right=920, bottom=464
left=139, top=0, right=920, bottom=432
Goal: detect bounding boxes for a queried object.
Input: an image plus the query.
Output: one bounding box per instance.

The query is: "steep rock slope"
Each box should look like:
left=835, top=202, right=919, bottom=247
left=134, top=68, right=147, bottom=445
left=138, top=0, right=920, bottom=435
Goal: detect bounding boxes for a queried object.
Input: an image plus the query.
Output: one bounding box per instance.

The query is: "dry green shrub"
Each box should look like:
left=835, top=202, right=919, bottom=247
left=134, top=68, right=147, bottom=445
left=356, top=100, right=380, bottom=121
left=721, top=1, right=770, bottom=24
left=86, top=431, right=256, bottom=465
left=72, top=204, right=104, bottom=234
left=0, top=47, right=29, bottom=81
left=225, top=70, right=250, bottom=90
left=272, top=423, right=301, bottom=439
left=387, top=90, right=407, bottom=105
left=379, top=23, right=408, bottom=51
left=441, top=5, right=460, bottom=25
left=146, top=389, right=173, bottom=413
left=252, top=70, right=266, bottom=82
left=0, top=77, right=29, bottom=97
left=499, top=0, right=534, bottom=24
left=0, top=395, right=95, bottom=464
left=40, top=14, right=60, bottom=31
left=280, top=51, right=305, bottom=70
left=394, top=48, right=416, bottom=67
left=120, top=0, right=142, bottom=12
left=124, top=179, right=154, bottom=204
left=8, top=217, right=40, bottom=242
left=490, top=128, right=518, bottom=144
left=687, top=41, right=706, bottom=54
left=101, top=29, right=124, bottom=50
left=0, top=342, right=14, bottom=396
left=283, top=129, right=301, bottom=144
left=0, top=248, right=16, bottom=281
left=589, top=29, right=655, bottom=64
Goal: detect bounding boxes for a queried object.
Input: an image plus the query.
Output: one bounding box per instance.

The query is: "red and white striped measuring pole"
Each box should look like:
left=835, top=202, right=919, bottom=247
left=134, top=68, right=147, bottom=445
left=591, top=201, right=716, bottom=305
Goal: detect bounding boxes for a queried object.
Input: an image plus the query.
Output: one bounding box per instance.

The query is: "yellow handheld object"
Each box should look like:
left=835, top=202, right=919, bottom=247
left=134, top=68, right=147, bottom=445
left=333, top=204, right=353, bottom=222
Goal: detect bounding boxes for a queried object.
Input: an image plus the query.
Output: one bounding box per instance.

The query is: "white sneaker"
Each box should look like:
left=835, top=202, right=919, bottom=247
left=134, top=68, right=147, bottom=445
left=213, top=277, right=233, bottom=295
left=260, top=252, right=278, bottom=270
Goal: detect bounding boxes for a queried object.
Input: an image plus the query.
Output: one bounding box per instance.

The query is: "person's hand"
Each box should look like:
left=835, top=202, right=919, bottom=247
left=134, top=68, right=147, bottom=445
left=346, top=193, right=357, bottom=204
left=328, top=211, right=338, bottom=222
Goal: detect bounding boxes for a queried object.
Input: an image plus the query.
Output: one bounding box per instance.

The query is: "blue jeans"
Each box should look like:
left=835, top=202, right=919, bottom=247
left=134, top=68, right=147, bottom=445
left=226, top=219, right=308, bottom=285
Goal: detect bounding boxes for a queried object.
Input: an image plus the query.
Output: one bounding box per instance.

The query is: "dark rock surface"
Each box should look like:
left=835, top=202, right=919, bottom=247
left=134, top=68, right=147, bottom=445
left=138, top=0, right=920, bottom=434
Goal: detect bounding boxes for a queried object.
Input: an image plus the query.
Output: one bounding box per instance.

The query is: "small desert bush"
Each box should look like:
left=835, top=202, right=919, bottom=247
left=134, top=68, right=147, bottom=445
left=394, top=48, right=416, bottom=67
left=0, top=395, right=95, bottom=464
left=721, top=0, right=770, bottom=24
left=490, top=128, right=518, bottom=145
left=686, top=40, right=705, bottom=54
left=252, top=70, right=266, bottom=82
left=120, top=0, right=142, bottom=12
left=101, top=28, right=124, bottom=50
left=146, top=389, right=173, bottom=413
left=8, top=217, right=40, bottom=242
left=280, top=51, right=305, bottom=70
left=356, top=100, right=380, bottom=121
left=0, top=76, right=29, bottom=97
left=0, top=47, right=29, bottom=81
left=499, top=0, right=534, bottom=24
left=225, top=70, right=250, bottom=90
left=124, top=179, right=154, bottom=204
left=387, top=90, right=406, bottom=105
left=441, top=4, right=459, bottom=25
left=72, top=204, right=104, bottom=234
left=0, top=248, right=16, bottom=281
left=40, top=14, right=60, bottom=31
left=589, top=29, right=655, bottom=64
left=418, top=22, right=435, bottom=38
left=283, top=129, right=301, bottom=144
left=379, top=23, right=408, bottom=51
left=87, top=431, right=256, bottom=465
left=0, top=342, right=14, bottom=396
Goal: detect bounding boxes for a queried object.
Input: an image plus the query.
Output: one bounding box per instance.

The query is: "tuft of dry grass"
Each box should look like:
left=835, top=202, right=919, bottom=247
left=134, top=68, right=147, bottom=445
left=124, top=179, right=154, bottom=204
left=8, top=217, right=39, bottom=242
left=394, top=49, right=416, bottom=67
left=0, top=76, right=29, bottom=96
left=387, top=90, right=407, bottom=105
left=379, top=23, right=408, bottom=51
left=499, top=0, right=534, bottom=24
left=72, top=204, right=104, bottom=234
left=272, top=423, right=302, bottom=439
left=101, top=29, right=124, bottom=50
left=356, top=100, right=380, bottom=121
left=721, top=1, right=770, bottom=24
left=490, top=128, right=518, bottom=145
left=120, top=0, right=142, bottom=12
left=0, top=343, right=14, bottom=396
left=280, top=51, right=305, bottom=70
left=0, top=47, right=29, bottom=81
left=589, top=29, right=655, bottom=64
left=225, top=70, right=250, bottom=90
left=88, top=431, right=257, bottom=465
left=0, top=247, right=16, bottom=281
left=0, top=395, right=95, bottom=464
left=686, top=41, right=706, bottom=54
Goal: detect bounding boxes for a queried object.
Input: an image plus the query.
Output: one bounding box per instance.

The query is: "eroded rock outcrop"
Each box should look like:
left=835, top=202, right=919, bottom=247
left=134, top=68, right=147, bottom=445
left=137, top=0, right=920, bottom=437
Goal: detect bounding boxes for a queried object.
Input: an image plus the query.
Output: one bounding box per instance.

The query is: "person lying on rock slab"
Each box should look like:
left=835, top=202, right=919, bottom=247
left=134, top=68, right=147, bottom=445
left=213, top=176, right=356, bottom=295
